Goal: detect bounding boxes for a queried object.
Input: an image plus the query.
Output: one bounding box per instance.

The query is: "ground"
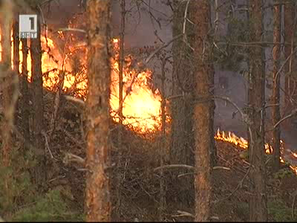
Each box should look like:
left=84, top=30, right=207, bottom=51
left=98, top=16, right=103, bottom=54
left=1, top=95, right=297, bottom=222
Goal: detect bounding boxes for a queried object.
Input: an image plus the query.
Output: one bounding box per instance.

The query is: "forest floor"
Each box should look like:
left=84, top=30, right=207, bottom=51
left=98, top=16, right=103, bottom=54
left=1, top=95, right=297, bottom=222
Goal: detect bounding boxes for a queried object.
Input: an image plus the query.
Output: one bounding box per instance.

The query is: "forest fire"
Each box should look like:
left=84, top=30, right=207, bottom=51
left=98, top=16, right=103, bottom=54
left=0, top=28, right=163, bottom=133
left=215, top=129, right=297, bottom=174
left=1, top=27, right=297, bottom=174
left=110, top=38, right=163, bottom=133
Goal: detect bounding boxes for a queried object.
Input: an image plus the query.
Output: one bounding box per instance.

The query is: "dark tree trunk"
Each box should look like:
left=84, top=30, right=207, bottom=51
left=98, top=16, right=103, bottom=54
left=85, top=0, right=112, bottom=221
left=31, top=15, right=46, bottom=188
left=13, top=21, right=19, bottom=74
left=20, top=38, right=30, bottom=142
left=170, top=0, right=195, bottom=208
left=189, top=0, right=214, bottom=221
left=272, top=1, right=281, bottom=172
left=247, top=0, right=268, bottom=221
left=284, top=1, right=296, bottom=112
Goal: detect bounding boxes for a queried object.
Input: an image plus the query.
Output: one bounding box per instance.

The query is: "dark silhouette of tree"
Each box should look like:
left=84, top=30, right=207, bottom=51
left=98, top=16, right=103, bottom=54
left=31, top=12, right=46, bottom=188
left=247, top=0, right=268, bottom=221
left=272, top=0, right=281, bottom=171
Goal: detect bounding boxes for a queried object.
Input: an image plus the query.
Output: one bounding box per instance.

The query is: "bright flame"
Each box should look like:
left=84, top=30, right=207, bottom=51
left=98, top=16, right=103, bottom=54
left=0, top=30, right=2, bottom=61
left=110, top=39, right=163, bottom=132
left=1, top=25, right=297, bottom=173
left=215, top=129, right=297, bottom=174
left=1, top=29, right=164, bottom=133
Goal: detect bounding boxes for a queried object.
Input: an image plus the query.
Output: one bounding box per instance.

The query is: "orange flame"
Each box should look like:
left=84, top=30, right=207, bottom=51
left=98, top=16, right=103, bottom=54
left=1, top=29, right=163, bottom=133
left=1, top=26, right=297, bottom=174
left=215, top=129, right=297, bottom=174
left=110, top=38, right=163, bottom=133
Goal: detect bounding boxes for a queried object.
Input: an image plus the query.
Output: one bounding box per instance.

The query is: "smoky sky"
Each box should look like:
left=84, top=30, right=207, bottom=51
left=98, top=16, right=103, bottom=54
left=42, top=0, right=172, bottom=48
left=39, top=0, right=297, bottom=151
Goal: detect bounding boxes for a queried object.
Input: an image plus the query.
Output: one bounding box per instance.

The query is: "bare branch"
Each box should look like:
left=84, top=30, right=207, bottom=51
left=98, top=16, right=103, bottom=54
left=55, top=28, right=87, bottom=34
left=154, top=164, right=195, bottom=172
left=182, top=0, right=191, bottom=42
left=154, top=164, right=230, bottom=172
left=267, top=109, right=297, bottom=131
left=144, top=34, right=183, bottom=64
left=172, top=210, right=194, bottom=218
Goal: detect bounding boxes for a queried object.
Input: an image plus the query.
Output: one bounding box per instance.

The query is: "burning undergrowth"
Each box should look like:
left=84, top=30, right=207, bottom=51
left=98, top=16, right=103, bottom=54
left=39, top=96, right=297, bottom=222
left=1, top=11, right=297, bottom=222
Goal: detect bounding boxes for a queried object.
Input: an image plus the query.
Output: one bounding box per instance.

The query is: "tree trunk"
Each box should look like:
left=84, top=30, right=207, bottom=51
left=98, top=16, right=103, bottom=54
left=284, top=1, right=296, bottom=112
left=0, top=0, right=13, bottom=167
left=20, top=38, right=30, bottom=142
left=85, top=0, right=111, bottom=221
left=13, top=21, right=19, bottom=74
left=170, top=0, right=195, bottom=208
left=31, top=14, right=46, bottom=188
left=189, top=0, right=213, bottom=221
left=115, top=0, right=125, bottom=216
left=159, top=58, right=167, bottom=221
left=272, top=1, right=281, bottom=172
left=247, top=0, right=268, bottom=221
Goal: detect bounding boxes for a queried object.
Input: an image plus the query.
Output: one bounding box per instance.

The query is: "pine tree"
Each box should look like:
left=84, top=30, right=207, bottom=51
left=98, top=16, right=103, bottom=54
left=85, top=0, right=112, bottom=221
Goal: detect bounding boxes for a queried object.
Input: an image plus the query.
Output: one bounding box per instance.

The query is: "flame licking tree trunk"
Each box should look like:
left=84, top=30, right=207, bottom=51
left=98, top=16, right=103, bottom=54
left=189, top=0, right=214, bottom=221
left=85, top=0, right=111, bottom=221
left=247, top=0, right=268, bottom=221
left=272, top=1, right=281, bottom=171
left=31, top=12, right=46, bottom=188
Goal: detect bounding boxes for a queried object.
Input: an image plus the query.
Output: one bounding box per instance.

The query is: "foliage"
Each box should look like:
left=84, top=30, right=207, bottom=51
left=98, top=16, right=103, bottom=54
left=0, top=144, right=84, bottom=222
left=12, top=189, right=85, bottom=222
left=234, top=202, right=249, bottom=221
left=268, top=199, right=297, bottom=222
left=0, top=148, right=36, bottom=213
left=274, top=168, right=295, bottom=180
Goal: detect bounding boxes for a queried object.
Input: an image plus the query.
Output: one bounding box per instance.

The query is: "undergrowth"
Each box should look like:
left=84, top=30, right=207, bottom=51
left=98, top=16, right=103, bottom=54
left=0, top=144, right=84, bottom=222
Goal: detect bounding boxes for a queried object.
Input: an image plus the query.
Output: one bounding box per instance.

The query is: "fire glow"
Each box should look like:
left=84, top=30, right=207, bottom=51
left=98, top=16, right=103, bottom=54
left=215, top=129, right=297, bottom=174
left=1, top=27, right=297, bottom=174
left=1, top=28, right=162, bottom=133
left=110, top=38, right=163, bottom=133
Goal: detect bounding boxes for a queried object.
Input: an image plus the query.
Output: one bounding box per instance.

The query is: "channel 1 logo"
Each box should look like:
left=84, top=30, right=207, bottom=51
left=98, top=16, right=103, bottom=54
left=19, top=15, right=37, bottom=39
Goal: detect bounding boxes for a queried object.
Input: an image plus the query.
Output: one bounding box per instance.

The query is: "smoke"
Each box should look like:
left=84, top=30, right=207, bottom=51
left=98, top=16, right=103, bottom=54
left=112, top=0, right=172, bottom=48
left=39, top=0, right=297, bottom=151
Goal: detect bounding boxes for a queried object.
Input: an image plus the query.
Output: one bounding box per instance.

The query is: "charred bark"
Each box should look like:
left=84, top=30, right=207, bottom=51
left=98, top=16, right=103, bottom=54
left=85, top=0, right=112, bottom=221
left=272, top=1, right=281, bottom=171
left=189, top=0, right=214, bottom=221
left=31, top=15, right=46, bottom=188
left=247, top=0, right=268, bottom=221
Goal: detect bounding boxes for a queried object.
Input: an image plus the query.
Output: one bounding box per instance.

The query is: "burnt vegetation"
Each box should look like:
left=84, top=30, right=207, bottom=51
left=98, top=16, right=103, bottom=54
left=1, top=0, right=297, bottom=222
